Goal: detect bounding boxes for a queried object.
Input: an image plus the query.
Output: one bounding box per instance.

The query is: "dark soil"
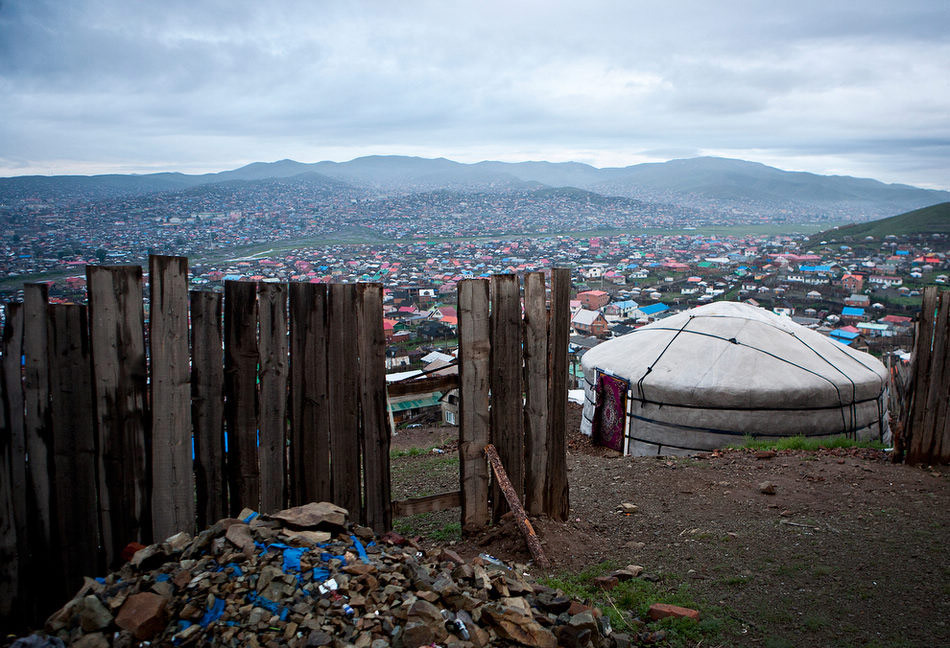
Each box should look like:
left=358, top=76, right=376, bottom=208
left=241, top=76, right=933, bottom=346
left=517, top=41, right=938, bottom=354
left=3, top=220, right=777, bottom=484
left=392, top=404, right=950, bottom=647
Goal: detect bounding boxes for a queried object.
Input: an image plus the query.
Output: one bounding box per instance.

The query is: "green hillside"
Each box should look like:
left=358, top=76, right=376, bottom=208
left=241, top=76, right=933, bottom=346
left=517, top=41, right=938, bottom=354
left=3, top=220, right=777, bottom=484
left=813, top=202, right=950, bottom=242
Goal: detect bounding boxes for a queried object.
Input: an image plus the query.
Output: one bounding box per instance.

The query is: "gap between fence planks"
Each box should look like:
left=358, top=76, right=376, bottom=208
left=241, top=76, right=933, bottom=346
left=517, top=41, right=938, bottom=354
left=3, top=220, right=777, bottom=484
left=392, top=491, right=461, bottom=517
left=150, top=255, right=194, bottom=541
left=484, top=444, right=550, bottom=568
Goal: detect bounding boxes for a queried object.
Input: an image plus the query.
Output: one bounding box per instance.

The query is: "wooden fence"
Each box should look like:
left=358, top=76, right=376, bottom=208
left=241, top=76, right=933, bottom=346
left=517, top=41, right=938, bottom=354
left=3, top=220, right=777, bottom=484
left=898, top=286, right=950, bottom=464
left=0, top=257, right=572, bottom=628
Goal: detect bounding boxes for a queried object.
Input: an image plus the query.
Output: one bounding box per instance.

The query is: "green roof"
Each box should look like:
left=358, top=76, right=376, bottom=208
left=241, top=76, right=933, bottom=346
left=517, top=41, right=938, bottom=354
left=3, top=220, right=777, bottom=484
left=388, top=393, right=443, bottom=412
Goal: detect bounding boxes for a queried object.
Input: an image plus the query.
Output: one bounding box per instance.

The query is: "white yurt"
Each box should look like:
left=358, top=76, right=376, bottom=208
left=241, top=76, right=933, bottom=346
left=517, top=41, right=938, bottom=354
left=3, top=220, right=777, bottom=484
left=580, top=302, right=889, bottom=456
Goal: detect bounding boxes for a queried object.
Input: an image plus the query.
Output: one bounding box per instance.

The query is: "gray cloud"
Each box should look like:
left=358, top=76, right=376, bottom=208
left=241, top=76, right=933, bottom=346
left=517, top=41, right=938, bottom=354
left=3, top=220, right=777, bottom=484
left=0, top=0, right=947, bottom=189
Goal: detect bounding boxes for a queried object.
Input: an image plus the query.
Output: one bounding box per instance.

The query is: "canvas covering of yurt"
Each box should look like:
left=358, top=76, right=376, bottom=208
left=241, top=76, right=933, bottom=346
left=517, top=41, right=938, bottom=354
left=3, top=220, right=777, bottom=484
left=580, top=302, right=889, bottom=456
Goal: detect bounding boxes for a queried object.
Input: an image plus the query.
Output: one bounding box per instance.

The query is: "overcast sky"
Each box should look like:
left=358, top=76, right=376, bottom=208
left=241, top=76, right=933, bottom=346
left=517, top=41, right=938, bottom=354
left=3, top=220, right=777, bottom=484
left=1, top=0, right=948, bottom=188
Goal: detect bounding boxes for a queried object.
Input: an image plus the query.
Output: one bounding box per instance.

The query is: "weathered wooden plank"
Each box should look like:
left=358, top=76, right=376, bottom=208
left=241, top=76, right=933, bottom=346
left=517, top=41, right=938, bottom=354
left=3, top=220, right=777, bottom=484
left=328, top=284, right=361, bottom=520
left=289, top=283, right=330, bottom=506
left=921, top=292, right=949, bottom=463
left=47, top=304, right=99, bottom=600
left=392, top=491, right=461, bottom=517
left=545, top=267, right=571, bottom=520
left=358, top=284, right=391, bottom=532
left=87, top=265, right=151, bottom=562
left=523, top=272, right=548, bottom=516
left=906, top=286, right=938, bottom=464
left=459, top=279, right=491, bottom=531
left=191, top=291, right=226, bottom=527
left=1, top=303, right=25, bottom=620
left=387, top=374, right=460, bottom=398
left=23, top=283, right=53, bottom=576
left=489, top=274, right=523, bottom=522
left=257, top=282, right=288, bottom=514
left=484, top=444, right=549, bottom=568
left=149, top=255, right=194, bottom=540
left=224, top=281, right=260, bottom=515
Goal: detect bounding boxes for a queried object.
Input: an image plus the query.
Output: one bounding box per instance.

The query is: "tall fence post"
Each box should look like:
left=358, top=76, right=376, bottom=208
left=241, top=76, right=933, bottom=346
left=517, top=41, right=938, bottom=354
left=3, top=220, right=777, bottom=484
left=257, top=282, right=289, bottom=514
left=545, top=267, right=571, bottom=520
left=87, top=265, right=151, bottom=564
left=523, top=272, right=548, bottom=516
left=150, top=255, right=194, bottom=540
left=1, top=303, right=26, bottom=622
left=23, top=283, right=53, bottom=597
left=289, top=283, right=331, bottom=506
left=489, top=274, right=523, bottom=522
left=905, top=287, right=950, bottom=464
left=224, top=280, right=260, bottom=515
left=358, top=283, right=391, bottom=532
left=47, top=303, right=99, bottom=600
left=328, top=284, right=362, bottom=520
left=459, top=279, right=491, bottom=530
left=191, top=290, right=226, bottom=527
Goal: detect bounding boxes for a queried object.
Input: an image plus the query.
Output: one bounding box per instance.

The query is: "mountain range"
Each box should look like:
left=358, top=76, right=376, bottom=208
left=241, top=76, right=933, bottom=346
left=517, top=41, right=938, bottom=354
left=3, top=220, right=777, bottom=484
left=2, top=156, right=948, bottom=221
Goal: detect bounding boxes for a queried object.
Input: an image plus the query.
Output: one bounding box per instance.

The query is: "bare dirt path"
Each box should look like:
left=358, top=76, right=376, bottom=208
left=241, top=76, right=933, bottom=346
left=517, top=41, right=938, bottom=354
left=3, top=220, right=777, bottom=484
left=392, top=406, right=950, bottom=647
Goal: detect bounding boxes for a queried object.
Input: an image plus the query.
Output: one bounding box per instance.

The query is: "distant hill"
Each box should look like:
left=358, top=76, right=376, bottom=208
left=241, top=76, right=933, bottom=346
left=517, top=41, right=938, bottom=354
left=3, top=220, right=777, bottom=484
left=2, top=155, right=947, bottom=221
left=811, top=202, right=950, bottom=242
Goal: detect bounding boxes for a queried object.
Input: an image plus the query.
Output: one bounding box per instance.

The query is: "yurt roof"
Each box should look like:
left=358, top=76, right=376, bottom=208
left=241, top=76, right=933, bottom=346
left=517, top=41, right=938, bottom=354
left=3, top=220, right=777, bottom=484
left=581, top=302, right=887, bottom=410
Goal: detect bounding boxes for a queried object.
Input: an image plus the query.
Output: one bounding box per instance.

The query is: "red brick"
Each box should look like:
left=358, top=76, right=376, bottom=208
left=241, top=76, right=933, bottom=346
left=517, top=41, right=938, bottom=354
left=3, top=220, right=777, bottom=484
left=647, top=603, right=700, bottom=622
left=115, top=592, right=167, bottom=640
left=593, top=575, right=619, bottom=590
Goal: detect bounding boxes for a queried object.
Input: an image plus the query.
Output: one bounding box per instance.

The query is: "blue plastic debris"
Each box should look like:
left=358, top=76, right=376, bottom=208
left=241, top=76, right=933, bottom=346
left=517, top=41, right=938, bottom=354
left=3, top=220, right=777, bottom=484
left=283, top=547, right=306, bottom=573
left=350, top=535, right=370, bottom=563
left=199, top=597, right=225, bottom=627
left=242, top=511, right=259, bottom=523
left=155, top=574, right=171, bottom=582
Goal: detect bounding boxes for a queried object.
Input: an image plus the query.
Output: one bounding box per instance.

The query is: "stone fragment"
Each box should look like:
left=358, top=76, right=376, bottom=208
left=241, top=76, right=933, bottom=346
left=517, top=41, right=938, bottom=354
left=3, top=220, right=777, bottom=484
left=225, top=522, right=255, bottom=554
left=78, top=595, right=113, bottom=632
left=755, top=450, right=776, bottom=460
left=268, top=502, right=348, bottom=529
left=647, top=603, right=700, bottom=622
left=610, top=565, right=643, bottom=580
left=164, top=531, right=192, bottom=552
left=72, top=633, right=109, bottom=648
left=482, top=604, right=557, bottom=648
left=758, top=481, right=777, bottom=495
left=593, top=575, right=619, bottom=590
left=279, top=529, right=332, bottom=545
left=115, top=592, right=168, bottom=640
left=619, top=502, right=638, bottom=514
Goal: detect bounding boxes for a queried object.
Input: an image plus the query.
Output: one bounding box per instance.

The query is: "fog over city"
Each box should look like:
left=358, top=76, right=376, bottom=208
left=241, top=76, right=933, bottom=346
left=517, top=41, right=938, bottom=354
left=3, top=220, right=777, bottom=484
left=1, top=0, right=948, bottom=189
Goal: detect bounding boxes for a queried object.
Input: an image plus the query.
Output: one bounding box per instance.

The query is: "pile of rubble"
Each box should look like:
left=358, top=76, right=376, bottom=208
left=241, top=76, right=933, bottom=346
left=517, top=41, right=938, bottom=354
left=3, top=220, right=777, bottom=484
left=28, top=502, right=639, bottom=647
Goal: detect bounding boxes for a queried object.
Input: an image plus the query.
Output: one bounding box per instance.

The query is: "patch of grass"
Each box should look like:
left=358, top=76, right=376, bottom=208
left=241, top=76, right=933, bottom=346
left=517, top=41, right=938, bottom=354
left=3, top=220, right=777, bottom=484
left=539, top=561, right=734, bottom=647
left=390, top=445, right=440, bottom=458
left=803, top=613, right=828, bottom=631
left=722, top=575, right=750, bottom=587
left=430, top=521, right=461, bottom=542
left=730, top=434, right=887, bottom=451
left=764, top=637, right=795, bottom=648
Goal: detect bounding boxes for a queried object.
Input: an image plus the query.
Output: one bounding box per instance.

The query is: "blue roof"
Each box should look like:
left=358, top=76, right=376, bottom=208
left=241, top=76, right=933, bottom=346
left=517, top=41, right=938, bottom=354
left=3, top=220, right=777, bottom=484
left=640, top=303, right=669, bottom=316
left=800, top=265, right=832, bottom=273
left=831, top=336, right=854, bottom=346
left=610, top=300, right=639, bottom=309
left=896, top=250, right=910, bottom=255
left=841, top=306, right=865, bottom=317
left=831, top=329, right=860, bottom=340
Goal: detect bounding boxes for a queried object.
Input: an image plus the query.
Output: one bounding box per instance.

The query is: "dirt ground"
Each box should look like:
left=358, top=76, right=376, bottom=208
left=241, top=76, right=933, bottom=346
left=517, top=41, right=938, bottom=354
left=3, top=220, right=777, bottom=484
left=391, top=404, right=950, bottom=648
